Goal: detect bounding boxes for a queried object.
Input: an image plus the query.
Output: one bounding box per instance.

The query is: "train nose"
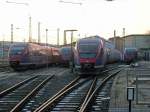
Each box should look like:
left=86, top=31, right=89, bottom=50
left=81, top=63, right=95, bottom=69
left=84, top=63, right=93, bottom=68
left=80, top=58, right=96, bottom=63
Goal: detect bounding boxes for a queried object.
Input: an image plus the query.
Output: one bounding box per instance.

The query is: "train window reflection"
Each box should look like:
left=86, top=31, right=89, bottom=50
left=125, top=48, right=137, bottom=55
left=79, top=44, right=98, bottom=52
left=80, top=53, right=96, bottom=58
left=10, top=46, right=25, bottom=55
left=61, top=48, right=71, bottom=55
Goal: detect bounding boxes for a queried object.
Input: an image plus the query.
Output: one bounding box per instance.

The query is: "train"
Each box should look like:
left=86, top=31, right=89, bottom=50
left=59, top=46, right=72, bottom=66
left=74, top=35, right=121, bottom=75
left=123, top=48, right=137, bottom=64
left=8, top=42, right=61, bottom=71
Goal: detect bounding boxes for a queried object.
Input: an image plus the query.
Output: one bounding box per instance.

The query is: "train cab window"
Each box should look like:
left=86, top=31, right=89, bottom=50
left=125, top=49, right=137, bottom=55
left=80, top=53, right=96, bottom=58
left=61, top=48, right=71, bottom=55
left=79, top=44, right=98, bottom=52
left=10, top=46, right=25, bottom=55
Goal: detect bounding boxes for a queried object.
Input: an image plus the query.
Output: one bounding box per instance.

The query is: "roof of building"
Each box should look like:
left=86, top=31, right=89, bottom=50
left=123, top=34, right=150, bottom=38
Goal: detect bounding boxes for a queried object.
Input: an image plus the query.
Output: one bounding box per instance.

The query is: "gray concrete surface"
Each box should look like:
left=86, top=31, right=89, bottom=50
left=109, top=61, right=150, bottom=112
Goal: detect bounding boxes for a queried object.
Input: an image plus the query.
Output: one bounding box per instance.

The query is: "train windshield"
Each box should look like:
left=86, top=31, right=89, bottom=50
left=10, top=46, right=25, bottom=55
left=125, top=49, right=137, bottom=55
left=61, top=48, right=71, bottom=55
left=79, top=44, right=99, bottom=52
left=80, top=53, right=96, bottom=58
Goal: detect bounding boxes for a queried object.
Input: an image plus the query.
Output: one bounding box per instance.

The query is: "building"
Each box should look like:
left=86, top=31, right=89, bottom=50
left=109, top=36, right=124, bottom=52
left=124, top=34, right=150, bottom=60
left=109, top=34, right=150, bottom=60
left=124, top=34, right=150, bottom=49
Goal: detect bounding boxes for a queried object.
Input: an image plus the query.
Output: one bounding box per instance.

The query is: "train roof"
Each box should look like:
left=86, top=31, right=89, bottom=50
left=78, top=35, right=115, bottom=48
left=78, top=35, right=102, bottom=43
left=10, top=42, right=28, bottom=46
left=78, top=35, right=113, bottom=43
left=10, top=43, right=51, bottom=49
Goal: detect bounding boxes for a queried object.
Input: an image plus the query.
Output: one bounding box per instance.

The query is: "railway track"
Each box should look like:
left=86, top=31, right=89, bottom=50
left=0, top=66, right=13, bottom=73
left=0, top=66, right=122, bottom=112
left=0, top=75, right=54, bottom=112
left=20, top=69, right=76, bottom=112
left=0, top=67, right=64, bottom=93
left=79, top=70, right=121, bottom=112
left=0, top=67, right=46, bottom=81
left=0, top=74, right=37, bottom=94
left=0, top=67, right=51, bottom=94
left=0, top=68, right=70, bottom=112
left=33, top=68, right=122, bottom=112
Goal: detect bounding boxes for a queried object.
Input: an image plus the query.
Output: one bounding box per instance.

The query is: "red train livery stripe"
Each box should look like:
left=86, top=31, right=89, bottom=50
left=80, top=58, right=96, bottom=63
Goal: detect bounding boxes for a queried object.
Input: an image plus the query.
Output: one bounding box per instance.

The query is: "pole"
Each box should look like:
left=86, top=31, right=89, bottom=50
left=2, top=38, right=4, bottom=63
left=129, top=100, right=131, bottom=112
left=11, top=24, right=13, bottom=43
left=57, top=28, right=60, bottom=46
left=64, top=29, right=77, bottom=73
left=127, top=87, right=134, bottom=112
left=71, top=31, right=73, bottom=73
left=46, top=29, right=48, bottom=68
left=29, top=16, right=32, bottom=42
left=38, top=22, right=41, bottom=44
left=123, top=28, right=125, bottom=51
left=46, top=29, right=48, bottom=46
left=64, top=30, right=67, bottom=45
left=114, top=30, right=116, bottom=49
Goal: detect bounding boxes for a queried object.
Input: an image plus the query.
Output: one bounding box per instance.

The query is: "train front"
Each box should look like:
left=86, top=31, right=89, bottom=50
left=74, top=38, right=102, bottom=75
left=9, top=43, right=28, bottom=70
left=60, top=47, right=71, bottom=65
left=124, top=48, right=137, bottom=63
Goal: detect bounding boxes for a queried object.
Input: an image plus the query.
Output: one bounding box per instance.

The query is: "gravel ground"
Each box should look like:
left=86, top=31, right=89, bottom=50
left=109, top=61, right=150, bottom=112
left=21, top=67, right=77, bottom=111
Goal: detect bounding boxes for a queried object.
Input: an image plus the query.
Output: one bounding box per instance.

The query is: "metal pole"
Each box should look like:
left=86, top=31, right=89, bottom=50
left=123, top=28, right=125, bottom=51
left=136, top=75, right=138, bottom=104
left=46, top=29, right=48, bottom=45
left=11, top=24, right=13, bottom=43
left=29, top=16, right=32, bottom=42
left=46, top=29, right=48, bottom=68
left=2, top=38, right=4, bottom=64
left=38, top=22, right=41, bottom=44
left=129, top=100, right=131, bottom=112
left=64, top=29, right=77, bottom=73
left=64, top=30, right=67, bottom=45
left=114, top=30, right=116, bottom=49
left=71, top=31, right=73, bottom=73
left=57, top=28, right=60, bottom=46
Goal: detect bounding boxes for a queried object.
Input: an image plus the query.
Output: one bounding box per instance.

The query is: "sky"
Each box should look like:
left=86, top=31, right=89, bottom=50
left=0, top=0, right=150, bottom=44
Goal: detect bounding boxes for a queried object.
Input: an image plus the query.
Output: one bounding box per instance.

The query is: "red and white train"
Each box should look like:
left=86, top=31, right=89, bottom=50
left=74, top=35, right=122, bottom=75
left=123, top=48, right=138, bottom=64
left=59, top=46, right=72, bottom=66
left=8, top=42, right=61, bottom=70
